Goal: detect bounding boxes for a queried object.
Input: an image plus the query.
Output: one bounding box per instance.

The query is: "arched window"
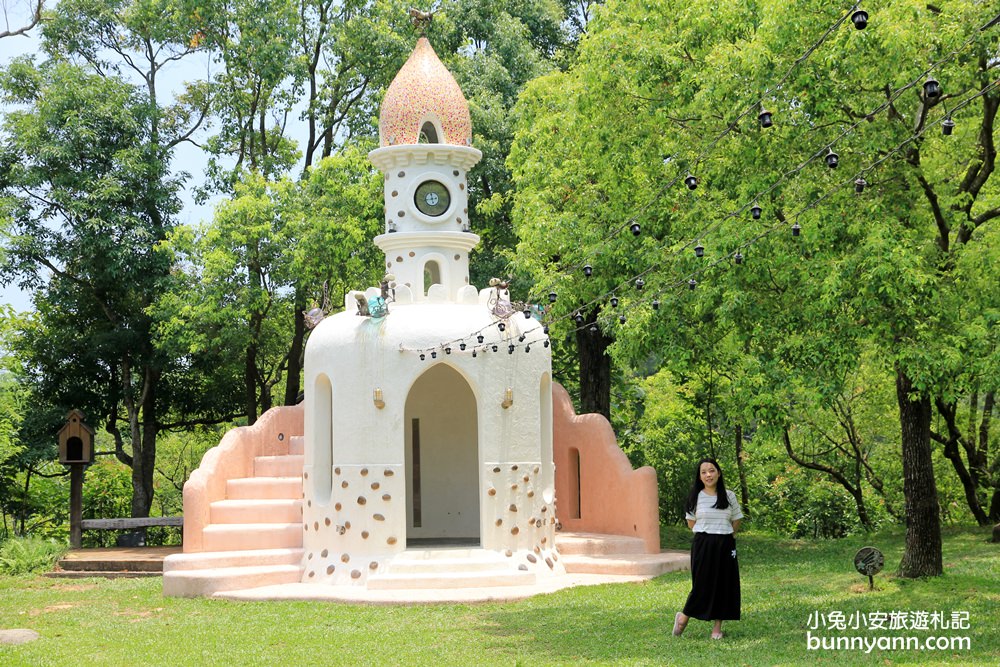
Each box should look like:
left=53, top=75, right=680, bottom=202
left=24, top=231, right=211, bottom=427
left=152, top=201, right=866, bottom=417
left=418, top=121, right=440, bottom=144
left=423, top=260, right=441, bottom=295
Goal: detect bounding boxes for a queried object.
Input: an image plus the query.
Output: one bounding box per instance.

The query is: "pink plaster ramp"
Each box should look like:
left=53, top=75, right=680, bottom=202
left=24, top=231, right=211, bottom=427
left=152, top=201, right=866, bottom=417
left=551, top=383, right=660, bottom=554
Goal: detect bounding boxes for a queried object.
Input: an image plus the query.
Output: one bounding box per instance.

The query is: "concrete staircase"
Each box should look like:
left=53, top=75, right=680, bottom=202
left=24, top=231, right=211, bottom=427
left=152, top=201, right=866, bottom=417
left=367, top=548, right=536, bottom=590
left=163, top=436, right=306, bottom=597
left=556, top=532, right=689, bottom=576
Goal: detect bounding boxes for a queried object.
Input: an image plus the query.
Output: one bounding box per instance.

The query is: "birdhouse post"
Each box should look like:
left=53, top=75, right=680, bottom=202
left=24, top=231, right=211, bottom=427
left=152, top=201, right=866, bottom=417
left=58, top=410, right=94, bottom=548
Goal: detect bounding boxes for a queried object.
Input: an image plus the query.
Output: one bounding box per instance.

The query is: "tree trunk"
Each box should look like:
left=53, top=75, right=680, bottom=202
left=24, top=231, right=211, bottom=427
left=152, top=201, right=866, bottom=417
left=129, top=366, right=158, bottom=518
left=896, top=367, right=943, bottom=577
left=245, top=341, right=258, bottom=425
left=284, top=287, right=307, bottom=405
left=575, top=310, right=611, bottom=419
left=734, top=424, right=750, bottom=512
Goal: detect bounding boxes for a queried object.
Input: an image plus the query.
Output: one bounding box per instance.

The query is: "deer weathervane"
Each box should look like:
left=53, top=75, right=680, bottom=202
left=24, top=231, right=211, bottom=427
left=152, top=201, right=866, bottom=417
left=408, top=7, right=433, bottom=32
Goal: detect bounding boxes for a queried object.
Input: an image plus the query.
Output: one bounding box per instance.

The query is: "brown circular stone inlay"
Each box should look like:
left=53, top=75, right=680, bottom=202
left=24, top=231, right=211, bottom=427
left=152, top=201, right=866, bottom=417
left=358, top=496, right=367, bottom=505
left=321, top=549, right=329, bottom=557
left=326, top=565, right=335, bottom=574
left=341, top=553, right=350, bottom=563
left=387, top=537, right=397, bottom=545
left=351, top=569, right=361, bottom=579
left=373, top=513, right=385, bottom=521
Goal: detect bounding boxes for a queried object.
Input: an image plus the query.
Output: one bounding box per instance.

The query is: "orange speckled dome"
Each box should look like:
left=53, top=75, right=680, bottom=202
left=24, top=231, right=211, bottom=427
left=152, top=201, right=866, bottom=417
left=379, top=38, right=472, bottom=147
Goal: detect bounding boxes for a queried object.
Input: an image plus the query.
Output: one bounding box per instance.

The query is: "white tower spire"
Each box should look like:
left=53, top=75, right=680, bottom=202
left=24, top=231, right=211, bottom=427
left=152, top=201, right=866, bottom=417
left=369, top=37, right=482, bottom=301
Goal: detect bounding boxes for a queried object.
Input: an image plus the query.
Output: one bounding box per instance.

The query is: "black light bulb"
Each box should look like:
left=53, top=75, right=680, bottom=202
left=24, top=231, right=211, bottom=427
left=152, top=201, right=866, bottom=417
left=460, top=343, right=467, bottom=351
left=583, top=264, right=593, bottom=277
left=942, top=118, right=955, bottom=135
left=751, top=204, right=762, bottom=220
left=544, top=340, right=550, bottom=348
left=792, top=223, right=801, bottom=237
left=825, top=148, right=839, bottom=169
left=431, top=351, right=437, bottom=358
left=589, top=324, right=598, bottom=333
left=759, top=108, right=773, bottom=128
left=574, top=312, right=584, bottom=324
left=445, top=347, right=451, bottom=355
left=851, top=9, right=868, bottom=30
left=543, top=325, right=549, bottom=334
left=619, top=315, right=626, bottom=324
left=498, top=322, right=506, bottom=332
left=548, top=292, right=557, bottom=303
left=684, top=174, right=698, bottom=190
left=610, top=296, right=619, bottom=308
left=688, top=279, right=697, bottom=290
left=652, top=300, right=660, bottom=310
left=523, top=308, right=532, bottom=319
left=492, top=344, right=498, bottom=352
left=695, top=243, right=704, bottom=258
left=419, top=353, right=425, bottom=361
left=734, top=252, right=743, bottom=265
left=855, top=178, right=867, bottom=193
left=477, top=334, right=484, bottom=343
left=525, top=345, right=530, bottom=353
left=472, top=350, right=477, bottom=357
left=635, top=278, right=645, bottom=290
left=630, top=222, right=641, bottom=236
left=508, top=344, right=515, bottom=354
left=923, top=77, right=941, bottom=100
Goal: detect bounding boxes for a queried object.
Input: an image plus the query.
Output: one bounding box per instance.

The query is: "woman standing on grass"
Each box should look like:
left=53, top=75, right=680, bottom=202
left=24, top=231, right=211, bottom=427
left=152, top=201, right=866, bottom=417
left=672, top=458, right=743, bottom=640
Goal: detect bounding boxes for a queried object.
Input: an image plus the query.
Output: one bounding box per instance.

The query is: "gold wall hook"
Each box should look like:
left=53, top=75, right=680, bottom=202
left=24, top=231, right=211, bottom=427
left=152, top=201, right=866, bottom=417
left=501, top=387, right=513, bottom=409
left=373, top=388, right=385, bottom=409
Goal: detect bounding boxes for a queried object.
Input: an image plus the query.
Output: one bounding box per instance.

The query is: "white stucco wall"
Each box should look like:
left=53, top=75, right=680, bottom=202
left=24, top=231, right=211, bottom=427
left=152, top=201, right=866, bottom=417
left=300, top=299, right=559, bottom=584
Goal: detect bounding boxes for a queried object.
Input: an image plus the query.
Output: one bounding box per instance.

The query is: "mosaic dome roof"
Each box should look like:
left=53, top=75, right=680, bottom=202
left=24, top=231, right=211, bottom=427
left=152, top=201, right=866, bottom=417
left=379, top=38, right=472, bottom=147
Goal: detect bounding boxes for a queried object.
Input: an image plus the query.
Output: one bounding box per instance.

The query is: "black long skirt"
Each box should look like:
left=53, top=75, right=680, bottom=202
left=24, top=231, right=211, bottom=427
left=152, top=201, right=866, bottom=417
left=682, top=532, right=740, bottom=621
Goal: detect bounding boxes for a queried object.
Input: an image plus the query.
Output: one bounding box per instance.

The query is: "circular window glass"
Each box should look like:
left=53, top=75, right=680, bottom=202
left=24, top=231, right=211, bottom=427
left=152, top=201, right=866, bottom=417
left=414, top=180, right=451, bottom=217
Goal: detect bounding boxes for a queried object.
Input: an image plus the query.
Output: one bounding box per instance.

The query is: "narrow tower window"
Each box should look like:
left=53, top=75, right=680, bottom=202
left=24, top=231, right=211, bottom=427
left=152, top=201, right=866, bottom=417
left=418, top=121, right=440, bottom=144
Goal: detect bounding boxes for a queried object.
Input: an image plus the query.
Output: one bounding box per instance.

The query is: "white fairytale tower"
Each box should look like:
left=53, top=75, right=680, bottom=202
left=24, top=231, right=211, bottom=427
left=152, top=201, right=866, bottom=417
left=164, top=33, right=672, bottom=601
left=298, top=36, right=562, bottom=586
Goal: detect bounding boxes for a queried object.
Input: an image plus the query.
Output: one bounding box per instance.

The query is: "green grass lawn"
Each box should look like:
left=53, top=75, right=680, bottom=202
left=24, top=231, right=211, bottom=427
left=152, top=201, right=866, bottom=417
left=1, top=525, right=996, bottom=666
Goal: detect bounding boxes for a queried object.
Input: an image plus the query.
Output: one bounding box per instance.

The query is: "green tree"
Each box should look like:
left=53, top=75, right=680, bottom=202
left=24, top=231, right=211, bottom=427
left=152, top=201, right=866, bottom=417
left=509, top=0, right=1000, bottom=575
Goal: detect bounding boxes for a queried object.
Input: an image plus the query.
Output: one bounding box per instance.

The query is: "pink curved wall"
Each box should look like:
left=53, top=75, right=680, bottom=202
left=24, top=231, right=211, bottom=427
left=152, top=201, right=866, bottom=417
left=182, top=406, right=304, bottom=552
left=552, top=383, right=660, bottom=553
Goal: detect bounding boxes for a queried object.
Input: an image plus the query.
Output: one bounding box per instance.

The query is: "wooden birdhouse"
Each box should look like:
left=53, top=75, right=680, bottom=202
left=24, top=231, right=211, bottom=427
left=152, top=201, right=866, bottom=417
left=58, top=410, right=94, bottom=465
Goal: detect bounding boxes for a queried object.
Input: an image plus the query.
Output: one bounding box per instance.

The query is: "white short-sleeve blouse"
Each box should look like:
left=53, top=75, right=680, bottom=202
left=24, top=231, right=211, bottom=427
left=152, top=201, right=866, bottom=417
left=685, top=489, right=743, bottom=534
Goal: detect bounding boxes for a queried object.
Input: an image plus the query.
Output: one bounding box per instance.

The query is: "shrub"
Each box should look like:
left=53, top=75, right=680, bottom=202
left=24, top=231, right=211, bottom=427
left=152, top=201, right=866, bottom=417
left=0, top=536, right=67, bottom=575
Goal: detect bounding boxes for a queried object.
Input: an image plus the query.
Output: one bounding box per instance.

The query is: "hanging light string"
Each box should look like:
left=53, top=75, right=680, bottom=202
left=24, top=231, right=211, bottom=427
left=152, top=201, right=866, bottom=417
left=536, top=6, right=1000, bottom=305
left=537, top=14, right=1000, bottom=332
left=539, top=74, right=1000, bottom=340
left=536, top=2, right=867, bottom=288
left=625, top=76, right=1000, bottom=320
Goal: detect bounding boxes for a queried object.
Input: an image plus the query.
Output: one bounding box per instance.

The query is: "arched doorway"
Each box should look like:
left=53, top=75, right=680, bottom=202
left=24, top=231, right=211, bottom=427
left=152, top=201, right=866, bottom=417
left=404, top=364, right=480, bottom=546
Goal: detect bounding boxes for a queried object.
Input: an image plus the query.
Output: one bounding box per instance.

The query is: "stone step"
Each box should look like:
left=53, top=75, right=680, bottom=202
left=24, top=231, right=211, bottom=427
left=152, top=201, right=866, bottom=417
left=202, top=523, right=303, bottom=551
left=288, top=435, right=304, bottom=456
left=366, top=569, right=536, bottom=590
left=385, top=549, right=513, bottom=574
left=163, top=548, right=303, bottom=572
left=554, top=532, right=647, bottom=556
left=254, top=454, right=304, bottom=478
left=210, top=499, right=303, bottom=524
left=226, top=476, right=302, bottom=500
left=55, top=547, right=179, bottom=573
left=163, top=564, right=303, bottom=598
left=560, top=551, right=690, bottom=577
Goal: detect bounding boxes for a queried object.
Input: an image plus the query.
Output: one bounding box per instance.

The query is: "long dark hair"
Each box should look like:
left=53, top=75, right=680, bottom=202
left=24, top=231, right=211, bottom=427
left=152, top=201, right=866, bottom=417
left=684, top=458, right=730, bottom=515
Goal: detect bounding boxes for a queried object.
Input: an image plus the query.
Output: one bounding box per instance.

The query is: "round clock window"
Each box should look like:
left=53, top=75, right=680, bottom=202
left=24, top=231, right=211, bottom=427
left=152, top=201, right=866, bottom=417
left=414, top=180, right=451, bottom=217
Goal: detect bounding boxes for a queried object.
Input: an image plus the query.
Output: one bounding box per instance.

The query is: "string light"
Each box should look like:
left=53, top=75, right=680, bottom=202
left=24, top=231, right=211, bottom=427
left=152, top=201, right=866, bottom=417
left=751, top=204, right=762, bottom=220
left=851, top=9, right=868, bottom=30
left=610, top=296, right=619, bottom=308
left=684, top=174, right=698, bottom=190
left=854, top=177, right=867, bottom=193
left=942, top=117, right=955, bottom=135
left=630, top=223, right=641, bottom=236
left=825, top=148, right=839, bottom=168
left=791, top=222, right=801, bottom=236
left=583, top=264, right=593, bottom=277
left=759, top=107, right=773, bottom=128
left=923, top=76, right=942, bottom=100
left=695, top=242, right=705, bottom=258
